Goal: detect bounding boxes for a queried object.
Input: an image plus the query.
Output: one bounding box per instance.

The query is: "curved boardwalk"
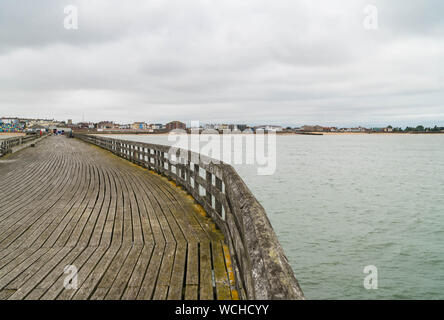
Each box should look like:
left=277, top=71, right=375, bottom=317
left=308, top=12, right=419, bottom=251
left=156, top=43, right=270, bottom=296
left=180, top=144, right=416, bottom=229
left=0, top=136, right=237, bottom=300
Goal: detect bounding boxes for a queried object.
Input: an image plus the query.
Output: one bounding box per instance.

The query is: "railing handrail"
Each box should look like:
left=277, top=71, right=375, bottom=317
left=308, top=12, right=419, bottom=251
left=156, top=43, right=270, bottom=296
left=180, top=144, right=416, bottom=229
left=75, top=133, right=304, bottom=300
left=0, top=134, right=40, bottom=157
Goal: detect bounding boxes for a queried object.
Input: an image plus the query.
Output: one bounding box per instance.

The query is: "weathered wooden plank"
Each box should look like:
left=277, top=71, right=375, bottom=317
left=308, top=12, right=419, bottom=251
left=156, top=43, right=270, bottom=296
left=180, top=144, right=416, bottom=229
left=38, top=246, right=99, bottom=300
left=186, top=242, right=199, bottom=286
left=211, top=241, right=232, bottom=300
left=153, top=242, right=176, bottom=300
left=5, top=247, right=65, bottom=290
left=105, top=245, right=143, bottom=300
left=0, top=289, right=16, bottom=300
left=121, top=244, right=154, bottom=300
left=167, top=242, right=187, bottom=300
left=222, top=244, right=240, bottom=300
left=69, top=245, right=121, bottom=300
left=184, top=285, right=198, bottom=300
left=7, top=247, right=72, bottom=299
left=199, top=242, right=214, bottom=300
left=0, top=136, right=237, bottom=300
left=0, top=248, right=50, bottom=290
left=137, top=243, right=165, bottom=300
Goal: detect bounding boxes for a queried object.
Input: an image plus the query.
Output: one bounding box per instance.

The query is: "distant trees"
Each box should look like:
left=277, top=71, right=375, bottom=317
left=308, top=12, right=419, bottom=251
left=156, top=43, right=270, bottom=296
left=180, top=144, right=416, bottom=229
left=401, top=125, right=444, bottom=132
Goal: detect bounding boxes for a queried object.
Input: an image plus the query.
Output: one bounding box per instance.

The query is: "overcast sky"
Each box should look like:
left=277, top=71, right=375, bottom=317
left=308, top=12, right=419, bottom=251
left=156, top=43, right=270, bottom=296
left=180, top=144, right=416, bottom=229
left=0, top=0, right=443, bottom=127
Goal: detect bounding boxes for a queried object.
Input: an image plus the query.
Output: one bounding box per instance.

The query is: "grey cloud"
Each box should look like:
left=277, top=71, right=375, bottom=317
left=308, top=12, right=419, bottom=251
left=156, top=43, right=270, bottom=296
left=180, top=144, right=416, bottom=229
left=0, top=0, right=443, bottom=127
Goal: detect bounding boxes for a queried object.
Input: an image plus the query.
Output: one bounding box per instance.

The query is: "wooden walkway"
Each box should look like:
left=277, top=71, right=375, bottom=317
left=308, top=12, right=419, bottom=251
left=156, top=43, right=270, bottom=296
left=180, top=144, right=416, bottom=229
left=0, top=136, right=237, bottom=300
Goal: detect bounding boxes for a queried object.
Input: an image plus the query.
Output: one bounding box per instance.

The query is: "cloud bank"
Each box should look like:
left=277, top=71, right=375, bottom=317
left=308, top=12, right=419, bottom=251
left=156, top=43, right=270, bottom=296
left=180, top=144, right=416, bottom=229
left=0, top=0, right=443, bottom=126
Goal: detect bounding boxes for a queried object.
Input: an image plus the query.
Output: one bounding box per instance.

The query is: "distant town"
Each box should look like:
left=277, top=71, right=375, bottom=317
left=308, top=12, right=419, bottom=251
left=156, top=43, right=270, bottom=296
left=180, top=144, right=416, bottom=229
left=1, top=117, right=444, bottom=134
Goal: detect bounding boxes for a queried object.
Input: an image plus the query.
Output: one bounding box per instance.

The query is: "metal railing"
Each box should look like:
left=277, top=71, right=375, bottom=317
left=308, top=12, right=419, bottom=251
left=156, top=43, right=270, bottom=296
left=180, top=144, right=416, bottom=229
left=75, top=133, right=304, bottom=300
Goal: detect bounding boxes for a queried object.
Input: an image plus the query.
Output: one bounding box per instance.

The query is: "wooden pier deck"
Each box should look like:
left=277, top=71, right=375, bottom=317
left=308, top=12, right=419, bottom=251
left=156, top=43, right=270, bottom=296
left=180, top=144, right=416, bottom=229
left=0, top=136, right=237, bottom=300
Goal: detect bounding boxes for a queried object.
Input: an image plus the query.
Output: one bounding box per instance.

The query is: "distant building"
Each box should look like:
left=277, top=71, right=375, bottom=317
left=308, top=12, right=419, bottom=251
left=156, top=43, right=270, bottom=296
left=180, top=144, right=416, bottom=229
left=228, top=124, right=247, bottom=131
left=346, top=127, right=368, bottom=132
left=301, top=125, right=324, bottom=132
left=97, top=121, right=117, bottom=130
left=77, top=122, right=95, bottom=129
left=1, top=117, right=19, bottom=125
left=24, top=118, right=56, bottom=128
left=0, top=117, right=25, bottom=132
left=254, top=125, right=283, bottom=132
left=151, top=124, right=164, bottom=130
left=132, top=122, right=148, bottom=130
left=166, top=121, right=186, bottom=131
left=205, top=124, right=230, bottom=131
left=67, top=119, right=73, bottom=125
left=119, top=124, right=132, bottom=130
left=49, top=126, right=72, bottom=134
left=26, top=124, right=47, bottom=133
left=217, top=124, right=229, bottom=130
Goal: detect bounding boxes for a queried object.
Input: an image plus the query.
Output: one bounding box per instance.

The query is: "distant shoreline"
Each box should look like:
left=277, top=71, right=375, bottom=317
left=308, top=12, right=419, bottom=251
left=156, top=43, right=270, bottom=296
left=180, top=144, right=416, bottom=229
left=305, top=132, right=444, bottom=135
left=94, top=131, right=444, bottom=136
left=3, top=131, right=441, bottom=137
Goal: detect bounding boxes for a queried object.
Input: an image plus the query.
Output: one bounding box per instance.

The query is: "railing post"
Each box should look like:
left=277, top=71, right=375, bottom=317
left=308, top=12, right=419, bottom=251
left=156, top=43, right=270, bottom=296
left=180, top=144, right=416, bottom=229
left=147, top=148, right=151, bottom=170
left=167, top=151, right=172, bottom=175
left=183, top=151, right=191, bottom=187
left=161, top=151, right=165, bottom=174
left=176, top=149, right=186, bottom=183
left=205, top=171, right=212, bottom=205
left=133, top=145, right=138, bottom=164
left=156, top=150, right=161, bottom=173
left=181, top=161, right=186, bottom=180
left=215, top=177, right=223, bottom=219
left=141, top=147, right=146, bottom=168
left=193, top=164, right=200, bottom=194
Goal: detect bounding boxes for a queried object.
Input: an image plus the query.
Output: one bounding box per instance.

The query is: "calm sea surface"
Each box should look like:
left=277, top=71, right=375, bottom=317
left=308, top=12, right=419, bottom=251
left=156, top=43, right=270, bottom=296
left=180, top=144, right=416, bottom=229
left=104, top=134, right=444, bottom=299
